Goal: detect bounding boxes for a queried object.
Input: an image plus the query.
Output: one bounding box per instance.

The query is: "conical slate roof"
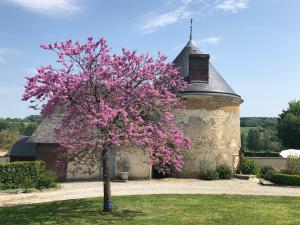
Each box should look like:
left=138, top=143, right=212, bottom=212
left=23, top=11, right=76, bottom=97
left=173, top=39, right=241, bottom=100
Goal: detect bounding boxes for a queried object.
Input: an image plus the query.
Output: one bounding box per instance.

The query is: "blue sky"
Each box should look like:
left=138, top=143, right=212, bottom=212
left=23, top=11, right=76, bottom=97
left=0, top=0, right=299, bottom=118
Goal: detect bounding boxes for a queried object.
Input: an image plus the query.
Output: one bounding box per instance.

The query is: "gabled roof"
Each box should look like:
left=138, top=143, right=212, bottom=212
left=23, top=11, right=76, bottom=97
left=28, top=108, right=63, bottom=144
left=173, top=39, right=242, bottom=101
left=8, top=136, right=36, bottom=157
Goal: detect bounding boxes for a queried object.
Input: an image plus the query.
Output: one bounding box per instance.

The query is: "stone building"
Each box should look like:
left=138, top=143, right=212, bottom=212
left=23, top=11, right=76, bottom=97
left=8, top=136, right=36, bottom=162
left=29, top=27, right=242, bottom=181
left=173, top=37, right=242, bottom=178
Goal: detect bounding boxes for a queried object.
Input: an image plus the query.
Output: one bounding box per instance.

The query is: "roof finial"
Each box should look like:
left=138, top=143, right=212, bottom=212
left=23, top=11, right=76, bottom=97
left=189, top=18, right=193, bottom=40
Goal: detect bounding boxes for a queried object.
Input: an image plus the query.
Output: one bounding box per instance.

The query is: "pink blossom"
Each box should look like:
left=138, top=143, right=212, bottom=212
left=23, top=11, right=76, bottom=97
left=23, top=37, right=191, bottom=174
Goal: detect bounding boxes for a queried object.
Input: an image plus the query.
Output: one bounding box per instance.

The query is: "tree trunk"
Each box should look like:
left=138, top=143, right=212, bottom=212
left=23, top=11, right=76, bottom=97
left=102, top=148, right=112, bottom=212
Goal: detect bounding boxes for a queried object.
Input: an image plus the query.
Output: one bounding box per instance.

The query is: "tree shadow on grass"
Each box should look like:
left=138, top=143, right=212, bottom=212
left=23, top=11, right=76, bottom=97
left=0, top=198, right=144, bottom=225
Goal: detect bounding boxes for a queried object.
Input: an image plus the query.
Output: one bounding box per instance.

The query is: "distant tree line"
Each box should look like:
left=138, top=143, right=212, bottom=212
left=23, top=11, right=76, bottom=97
left=240, top=117, right=277, bottom=129
left=1, top=100, right=300, bottom=153
left=241, top=100, right=300, bottom=151
left=0, top=129, right=20, bottom=152
left=0, top=115, right=41, bottom=151
left=241, top=128, right=282, bottom=152
left=241, top=117, right=281, bottom=152
left=1, top=115, right=41, bottom=124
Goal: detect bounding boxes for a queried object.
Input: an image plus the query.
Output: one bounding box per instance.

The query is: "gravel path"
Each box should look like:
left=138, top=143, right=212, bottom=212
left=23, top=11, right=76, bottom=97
left=1, top=178, right=300, bottom=207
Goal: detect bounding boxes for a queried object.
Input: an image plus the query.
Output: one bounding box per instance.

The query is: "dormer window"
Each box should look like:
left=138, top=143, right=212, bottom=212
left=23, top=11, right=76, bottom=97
left=188, top=54, right=210, bottom=83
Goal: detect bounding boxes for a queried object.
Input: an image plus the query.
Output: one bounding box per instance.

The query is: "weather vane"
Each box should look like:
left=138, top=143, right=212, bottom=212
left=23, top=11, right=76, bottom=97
left=190, top=18, right=193, bottom=40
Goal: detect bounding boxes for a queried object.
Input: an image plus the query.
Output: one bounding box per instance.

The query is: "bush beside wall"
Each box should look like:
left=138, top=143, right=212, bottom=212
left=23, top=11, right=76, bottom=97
left=241, top=158, right=261, bottom=175
left=199, top=169, right=219, bottom=180
left=244, top=151, right=280, bottom=157
left=0, top=161, right=56, bottom=190
left=216, top=164, right=233, bottom=179
left=285, top=156, right=300, bottom=175
left=199, top=164, right=233, bottom=180
left=270, top=174, right=300, bottom=186
left=260, top=165, right=275, bottom=180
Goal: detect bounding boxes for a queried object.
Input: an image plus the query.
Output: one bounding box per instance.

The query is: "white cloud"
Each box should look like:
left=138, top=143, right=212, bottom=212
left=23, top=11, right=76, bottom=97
left=3, top=0, right=81, bottom=16
left=216, top=0, right=249, bottom=13
left=140, top=0, right=192, bottom=34
left=200, top=36, right=222, bottom=45
left=0, top=48, right=20, bottom=63
left=140, top=0, right=250, bottom=34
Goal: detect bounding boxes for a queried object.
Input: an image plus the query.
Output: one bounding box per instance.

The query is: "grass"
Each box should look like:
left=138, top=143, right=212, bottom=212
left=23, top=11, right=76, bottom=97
left=1, top=194, right=300, bottom=225
left=0, top=188, right=35, bottom=194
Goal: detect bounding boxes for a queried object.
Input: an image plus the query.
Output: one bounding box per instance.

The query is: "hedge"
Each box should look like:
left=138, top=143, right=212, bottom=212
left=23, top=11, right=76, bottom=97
left=270, top=174, right=300, bottom=186
left=216, top=164, right=233, bottom=179
left=241, top=157, right=261, bottom=175
left=244, top=151, right=280, bottom=157
left=0, top=161, right=56, bottom=190
left=260, top=165, right=275, bottom=180
left=199, top=168, right=219, bottom=180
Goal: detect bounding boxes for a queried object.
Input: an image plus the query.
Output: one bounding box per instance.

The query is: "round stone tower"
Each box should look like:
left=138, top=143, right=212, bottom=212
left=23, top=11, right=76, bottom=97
left=173, top=28, right=242, bottom=178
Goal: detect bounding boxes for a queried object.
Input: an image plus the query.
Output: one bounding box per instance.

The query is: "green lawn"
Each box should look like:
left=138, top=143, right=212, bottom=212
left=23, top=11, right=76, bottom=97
left=1, top=194, right=300, bottom=225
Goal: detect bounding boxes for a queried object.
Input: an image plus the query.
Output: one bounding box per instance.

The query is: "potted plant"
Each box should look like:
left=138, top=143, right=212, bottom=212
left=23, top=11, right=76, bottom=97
left=120, top=156, right=130, bottom=180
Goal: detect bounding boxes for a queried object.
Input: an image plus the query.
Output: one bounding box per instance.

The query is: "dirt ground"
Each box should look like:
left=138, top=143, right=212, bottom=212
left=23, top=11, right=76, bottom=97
left=1, top=178, right=300, bottom=207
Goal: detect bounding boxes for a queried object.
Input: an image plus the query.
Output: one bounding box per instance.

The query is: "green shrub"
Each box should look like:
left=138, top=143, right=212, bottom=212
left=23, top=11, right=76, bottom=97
left=244, top=151, right=280, bottom=157
left=264, top=170, right=275, bottom=180
left=270, top=174, right=300, bottom=186
left=0, top=182, right=14, bottom=190
left=22, top=176, right=35, bottom=190
left=260, top=165, right=274, bottom=174
left=200, top=169, right=219, bottom=180
left=260, top=165, right=275, bottom=180
left=216, top=164, right=233, bottom=179
left=0, top=161, right=56, bottom=190
left=260, top=165, right=275, bottom=178
left=0, top=161, right=44, bottom=185
left=285, top=156, right=300, bottom=175
left=241, top=158, right=261, bottom=175
left=36, top=171, right=57, bottom=190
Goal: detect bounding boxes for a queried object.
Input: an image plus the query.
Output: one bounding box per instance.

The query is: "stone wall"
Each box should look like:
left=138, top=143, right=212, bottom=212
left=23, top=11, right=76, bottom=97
left=37, top=144, right=102, bottom=181
left=0, top=156, right=9, bottom=163
left=67, top=161, right=100, bottom=180
left=115, top=148, right=151, bottom=180
left=247, top=157, right=287, bottom=171
left=36, top=95, right=241, bottom=180
left=36, top=144, right=67, bottom=181
left=0, top=151, right=9, bottom=163
left=175, top=95, right=241, bottom=178
left=37, top=143, right=151, bottom=181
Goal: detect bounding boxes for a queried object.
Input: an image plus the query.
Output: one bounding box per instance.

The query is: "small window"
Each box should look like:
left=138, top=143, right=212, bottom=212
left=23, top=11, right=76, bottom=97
left=188, top=54, right=210, bottom=83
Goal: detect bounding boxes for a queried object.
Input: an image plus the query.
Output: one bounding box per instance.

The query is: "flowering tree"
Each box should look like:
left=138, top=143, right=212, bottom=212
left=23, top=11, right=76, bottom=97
left=23, top=37, right=191, bottom=211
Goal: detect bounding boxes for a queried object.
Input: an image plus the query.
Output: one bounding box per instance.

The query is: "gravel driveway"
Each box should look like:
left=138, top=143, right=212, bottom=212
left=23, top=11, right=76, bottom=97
left=1, top=178, right=300, bottom=207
